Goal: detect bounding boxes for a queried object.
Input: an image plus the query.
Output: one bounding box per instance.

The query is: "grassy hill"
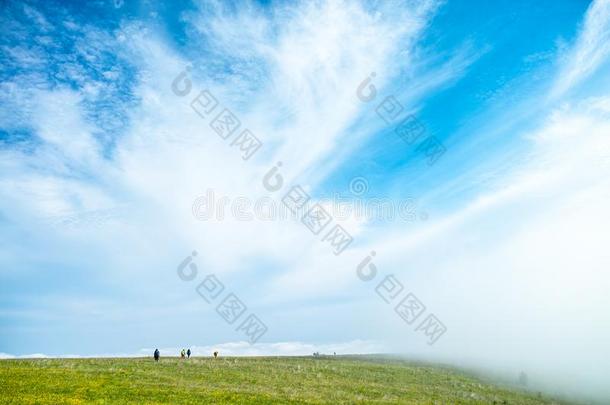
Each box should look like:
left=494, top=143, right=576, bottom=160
left=0, top=356, right=575, bottom=404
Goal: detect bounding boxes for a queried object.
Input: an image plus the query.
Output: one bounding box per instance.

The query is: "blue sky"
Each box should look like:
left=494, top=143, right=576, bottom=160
left=1, top=0, right=610, bottom=400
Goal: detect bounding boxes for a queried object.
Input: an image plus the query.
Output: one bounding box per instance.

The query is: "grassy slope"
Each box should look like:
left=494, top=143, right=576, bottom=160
left=0, top=356, right=574, bottom=404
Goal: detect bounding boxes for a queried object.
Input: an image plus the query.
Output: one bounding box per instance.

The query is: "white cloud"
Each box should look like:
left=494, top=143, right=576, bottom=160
left=0, top=0, right=455, bottom=339
left=355, top=93, right=610, bottom=404
left=552, top=0, right=610, bottom=97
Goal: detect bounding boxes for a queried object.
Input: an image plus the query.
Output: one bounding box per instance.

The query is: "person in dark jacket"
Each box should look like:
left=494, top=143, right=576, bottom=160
left=187, top=348, right=191, bottom=359
left=154, top=348, right=160, bottom=362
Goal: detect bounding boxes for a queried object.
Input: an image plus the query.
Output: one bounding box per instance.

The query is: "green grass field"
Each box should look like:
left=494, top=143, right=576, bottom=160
left=0, top=356, right=575, bottom=404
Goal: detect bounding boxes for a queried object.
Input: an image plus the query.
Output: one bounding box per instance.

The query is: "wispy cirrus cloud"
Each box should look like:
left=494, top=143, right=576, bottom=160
left=552, top=0, right=610, bottom=98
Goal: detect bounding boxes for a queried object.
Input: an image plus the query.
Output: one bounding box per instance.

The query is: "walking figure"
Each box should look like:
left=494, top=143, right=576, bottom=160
left=213, top=351, right=218, bottom=359
left=187, top=348, right=191, bottom=359
left=154, top=348, right=160, bottom=362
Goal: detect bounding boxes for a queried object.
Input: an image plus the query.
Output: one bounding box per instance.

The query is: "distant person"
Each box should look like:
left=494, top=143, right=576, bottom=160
left=213, top=351, right=218, bottom=359
left=154, top=348, right=160, bottom=362
left=518, top=371, right=528, bottom=386
left=187, top=348, right=191, bottom=359
left=181, top=349, right=186, bottom=359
